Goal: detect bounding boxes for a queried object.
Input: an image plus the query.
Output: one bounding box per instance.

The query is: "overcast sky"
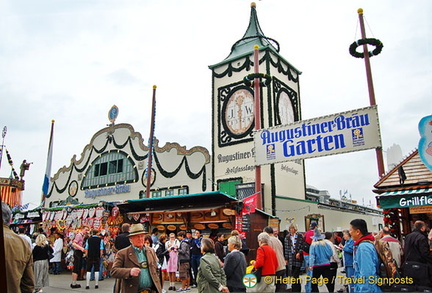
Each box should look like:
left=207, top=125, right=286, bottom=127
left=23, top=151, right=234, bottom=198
left=1, top=0, right=431, bottom=209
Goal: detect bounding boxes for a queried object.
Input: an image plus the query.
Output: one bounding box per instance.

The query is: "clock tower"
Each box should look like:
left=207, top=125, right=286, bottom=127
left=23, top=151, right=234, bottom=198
left=209, top=3, right=306, bottom=215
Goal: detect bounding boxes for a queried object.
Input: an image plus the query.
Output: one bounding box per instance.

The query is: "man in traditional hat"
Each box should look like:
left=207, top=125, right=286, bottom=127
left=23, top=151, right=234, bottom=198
left=111, top=224, right=162, bottom=293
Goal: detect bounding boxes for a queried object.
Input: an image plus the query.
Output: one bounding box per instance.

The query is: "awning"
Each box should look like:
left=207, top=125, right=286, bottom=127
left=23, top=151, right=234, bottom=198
left=117, top=191, right=239, bottom=214
left=376, top=188, right=432, bottom=209
left=126, top=205, right=226, bottom=215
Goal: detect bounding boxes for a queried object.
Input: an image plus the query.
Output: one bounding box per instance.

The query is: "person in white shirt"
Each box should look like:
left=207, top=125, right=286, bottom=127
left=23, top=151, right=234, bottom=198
left=324, top=232, right=341, bottom=293
left=18, top=226, right=33, bottom=250
left=50, top=232, right=64, bottom=274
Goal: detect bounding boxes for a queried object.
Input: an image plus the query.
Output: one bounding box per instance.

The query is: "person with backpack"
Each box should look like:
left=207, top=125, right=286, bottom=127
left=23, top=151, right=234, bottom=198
left=308, top=229, right=333, bottom=293
left=376, top=227, right=403, bottom=268
left=349, top=219, right=381, bottom=292
left=177, top=231, right=191, bottom=292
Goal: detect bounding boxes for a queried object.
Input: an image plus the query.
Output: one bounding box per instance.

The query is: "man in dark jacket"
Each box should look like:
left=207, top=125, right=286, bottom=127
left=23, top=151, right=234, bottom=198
left=215, top=233, right=226, bottom=265
left=284, top=223, right=305, bottom=292
left=114, top=223, right=130, bottom=251
left=177, top=231, right=191, bottom=291
left=190, top=229, right=203, bottom=288
left=403, top=220, right=432, bottom=286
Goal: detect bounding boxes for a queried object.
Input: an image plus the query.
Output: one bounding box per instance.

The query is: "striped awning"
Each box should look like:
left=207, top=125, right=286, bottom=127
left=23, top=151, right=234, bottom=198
left=379, top=188, right=432, bottom=196
left=376, top=188, right=432, bottom=209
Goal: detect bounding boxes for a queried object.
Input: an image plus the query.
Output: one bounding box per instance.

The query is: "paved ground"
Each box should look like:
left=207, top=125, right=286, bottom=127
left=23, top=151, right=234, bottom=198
left=39, top=269, right=347, bottom=292
left=41, top=272, right=198, bottom=293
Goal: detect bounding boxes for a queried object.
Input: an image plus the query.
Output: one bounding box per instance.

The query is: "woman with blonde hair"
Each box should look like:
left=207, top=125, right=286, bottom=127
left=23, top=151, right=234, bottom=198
left=32, top=233, right=53, bottom=293
left=165, top=232, right=180, bottom=291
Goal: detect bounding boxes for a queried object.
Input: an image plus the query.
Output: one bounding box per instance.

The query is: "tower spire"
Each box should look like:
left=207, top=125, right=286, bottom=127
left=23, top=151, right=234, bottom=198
left=225, top=2, right=279, bottom=61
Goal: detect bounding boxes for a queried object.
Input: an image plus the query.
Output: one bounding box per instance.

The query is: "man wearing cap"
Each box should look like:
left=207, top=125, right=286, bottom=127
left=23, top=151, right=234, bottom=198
left=111, top=224, right=162, bottom=293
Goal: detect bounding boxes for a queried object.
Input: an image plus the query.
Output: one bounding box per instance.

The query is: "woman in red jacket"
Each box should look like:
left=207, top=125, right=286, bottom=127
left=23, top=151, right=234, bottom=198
left=251, top=232, right=278, bottom=292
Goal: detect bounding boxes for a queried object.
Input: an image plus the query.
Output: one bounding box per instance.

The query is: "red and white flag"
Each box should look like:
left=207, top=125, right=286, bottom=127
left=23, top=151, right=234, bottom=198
left=242, top=192, right=259, bottom=214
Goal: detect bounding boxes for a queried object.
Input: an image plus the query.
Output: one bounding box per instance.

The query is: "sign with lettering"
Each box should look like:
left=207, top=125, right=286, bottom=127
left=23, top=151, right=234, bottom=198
left=254, top=106, right=381, bottom=165
left=378, top=193, right=432, bottom=209
left=84, top=184, right=131, bottom=199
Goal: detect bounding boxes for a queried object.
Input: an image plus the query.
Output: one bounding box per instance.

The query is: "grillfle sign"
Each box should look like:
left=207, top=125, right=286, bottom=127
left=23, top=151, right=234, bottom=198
left=254, top=106, right=381, bottom=166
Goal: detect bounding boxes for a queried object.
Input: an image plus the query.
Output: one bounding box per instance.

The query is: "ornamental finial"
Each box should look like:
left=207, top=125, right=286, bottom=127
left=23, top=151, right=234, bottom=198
left=153, top=85, right=157, bottom=89
left=251, top=2, right=256, bottom=8
left=254, top=45, right=259, bottom=50
left=357, top=8, right=363, bottom=15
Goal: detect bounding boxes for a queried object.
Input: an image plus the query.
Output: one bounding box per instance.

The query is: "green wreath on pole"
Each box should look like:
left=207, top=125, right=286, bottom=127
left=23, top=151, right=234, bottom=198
left=349, top=38, right=383, bottom=58
left=243, top=73, right=272, bottom=87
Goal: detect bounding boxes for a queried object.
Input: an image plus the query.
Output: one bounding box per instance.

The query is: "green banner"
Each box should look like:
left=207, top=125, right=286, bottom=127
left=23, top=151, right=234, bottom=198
left=378, top=193, right=432, bottom=209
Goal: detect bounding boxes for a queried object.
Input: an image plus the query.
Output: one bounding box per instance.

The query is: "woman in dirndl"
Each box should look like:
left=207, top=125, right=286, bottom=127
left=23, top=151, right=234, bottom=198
left=165, top=232, right=180, bottom=291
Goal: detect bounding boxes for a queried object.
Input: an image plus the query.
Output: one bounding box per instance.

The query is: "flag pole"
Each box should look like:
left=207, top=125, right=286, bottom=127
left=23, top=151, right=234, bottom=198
left=357, top=9, right=385, bottom=177
left=253, top=45, right=262, bottom=210
left=145, top=86, right=157, bottom=198
left=0, top=126, right=7, bottom=292
left=41, top=120, right=55, bottom=206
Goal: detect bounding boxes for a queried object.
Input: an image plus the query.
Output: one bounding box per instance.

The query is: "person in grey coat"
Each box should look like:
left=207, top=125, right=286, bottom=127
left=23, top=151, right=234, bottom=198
left=224, top=235, right=247, bottom=292
left=197, top=238, right=229, bottom=293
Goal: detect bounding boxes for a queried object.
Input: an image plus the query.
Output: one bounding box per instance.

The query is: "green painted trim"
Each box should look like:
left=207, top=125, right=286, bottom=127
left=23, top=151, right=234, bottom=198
left=127, top=191, right=237, bottom=203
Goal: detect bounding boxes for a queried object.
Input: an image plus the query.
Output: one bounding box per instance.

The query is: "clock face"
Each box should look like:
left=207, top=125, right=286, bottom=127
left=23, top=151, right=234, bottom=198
left=277, top=91, right=295, bottom=125
left=223, top=88, right=254, bottom=137
left=142, top=168, right=156, bottom=187
left=68, top=180, right=78, bottom=197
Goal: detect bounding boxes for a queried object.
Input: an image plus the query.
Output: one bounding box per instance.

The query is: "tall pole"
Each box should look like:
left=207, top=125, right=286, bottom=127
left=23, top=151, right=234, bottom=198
left=145, top=85, right=157, bottom=198
left=41, top=120, right=55, bottom=206
left=0, top=126, right=7, bottom=292
left=358, top=8, right=385, bottom=177
left=253, top=45, right=262, bottom=209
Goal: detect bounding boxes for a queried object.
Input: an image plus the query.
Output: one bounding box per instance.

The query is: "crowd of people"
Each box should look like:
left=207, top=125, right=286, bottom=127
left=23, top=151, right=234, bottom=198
left=3, top=200, right=432, bottom=293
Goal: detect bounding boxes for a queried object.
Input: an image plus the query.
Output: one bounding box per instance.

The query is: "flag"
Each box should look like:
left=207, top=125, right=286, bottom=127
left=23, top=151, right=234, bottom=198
left=42, top=120, right=55, bottom=199
left=242, top=192, right=258, bottom=214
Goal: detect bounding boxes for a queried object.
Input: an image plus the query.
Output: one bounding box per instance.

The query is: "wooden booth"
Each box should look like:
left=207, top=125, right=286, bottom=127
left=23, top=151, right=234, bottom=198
left=117, top=191, right=279, bottom=262
left=375, top=150, right=432, bottom=240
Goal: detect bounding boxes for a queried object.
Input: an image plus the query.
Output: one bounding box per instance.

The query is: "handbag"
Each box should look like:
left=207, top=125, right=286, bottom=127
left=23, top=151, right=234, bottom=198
left=402, top=261, right=431, bottom=287
left=252, top=267, right=262, bottom=283
left=251, top=247, right=264, bottom=283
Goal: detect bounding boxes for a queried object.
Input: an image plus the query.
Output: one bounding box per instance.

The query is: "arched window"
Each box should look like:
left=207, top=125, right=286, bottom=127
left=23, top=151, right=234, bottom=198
left=82, top=150, right=137, bottom=189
